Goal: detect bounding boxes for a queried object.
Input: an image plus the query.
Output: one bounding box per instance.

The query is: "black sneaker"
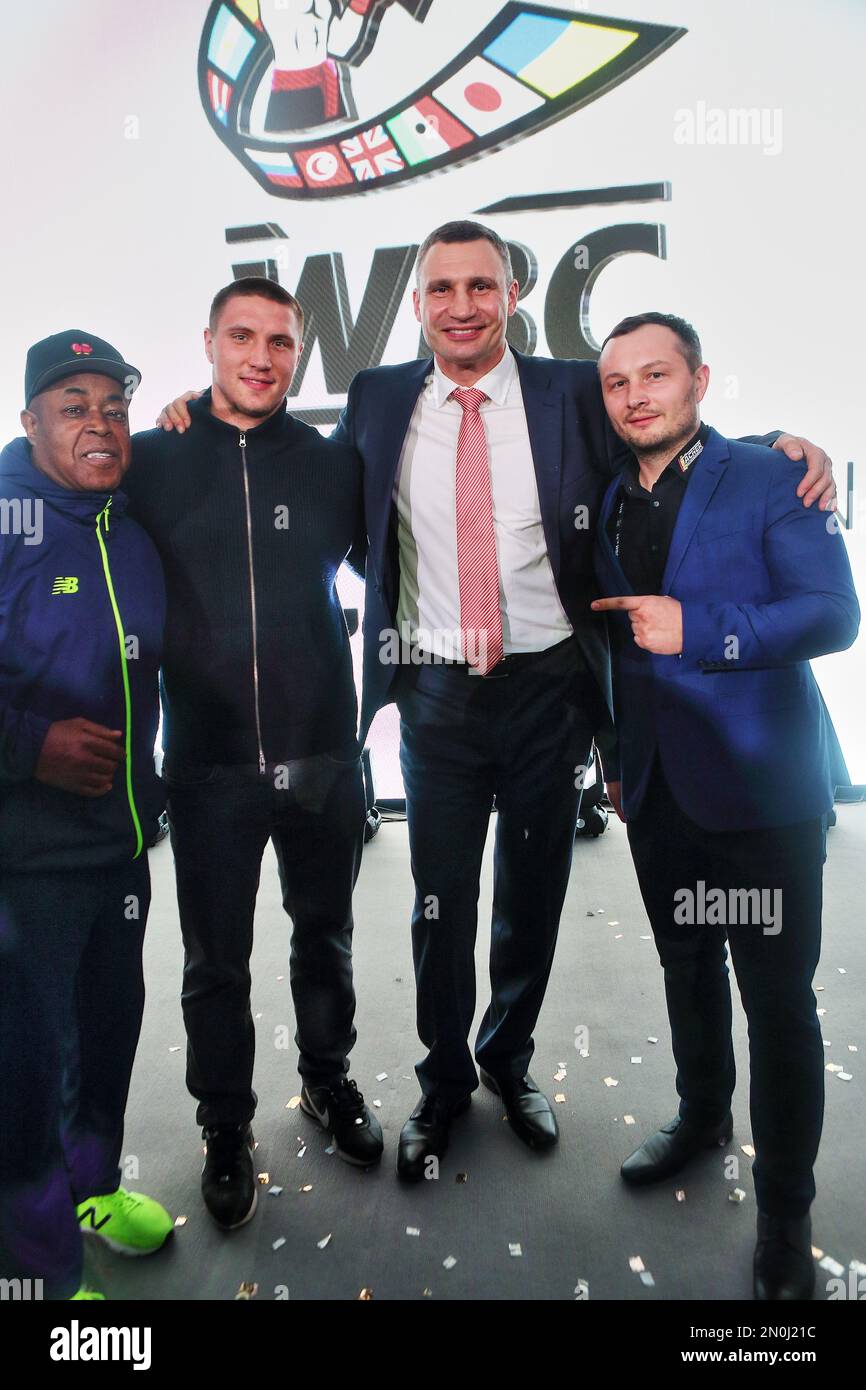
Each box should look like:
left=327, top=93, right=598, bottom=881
left=201, top=1124, right=257, bottom=1229
left=300, top=1078, right=384, bottom=1167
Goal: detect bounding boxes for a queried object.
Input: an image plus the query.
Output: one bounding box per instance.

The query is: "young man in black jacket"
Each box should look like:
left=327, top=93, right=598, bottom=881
left=126, top=278, right=381, bottom=1229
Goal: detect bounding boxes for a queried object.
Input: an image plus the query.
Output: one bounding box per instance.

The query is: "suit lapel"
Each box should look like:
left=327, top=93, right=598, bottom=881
left=514, top=350, right=564, bottom=581
left=597, top=476, right=634, bottom=595
left=368, top=357, right=431, bottom=589
left=661, top=428, right=730, bottom=593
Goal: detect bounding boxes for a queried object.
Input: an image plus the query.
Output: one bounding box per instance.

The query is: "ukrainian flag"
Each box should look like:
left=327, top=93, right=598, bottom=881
left=484, top=14, right=638, bottom=100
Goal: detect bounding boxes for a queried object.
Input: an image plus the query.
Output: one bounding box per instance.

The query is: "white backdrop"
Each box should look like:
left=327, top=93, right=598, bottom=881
left=1, top=0, right=863, bottom=784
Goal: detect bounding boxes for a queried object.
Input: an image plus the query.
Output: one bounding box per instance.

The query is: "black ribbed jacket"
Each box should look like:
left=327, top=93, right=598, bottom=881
left=127, top=392, right=365, bottom=764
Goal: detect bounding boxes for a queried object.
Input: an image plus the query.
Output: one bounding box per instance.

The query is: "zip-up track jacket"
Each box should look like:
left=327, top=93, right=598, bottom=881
left=0, top=438, right=165, bottom=872
left=127, top=392, right=365, bottom=768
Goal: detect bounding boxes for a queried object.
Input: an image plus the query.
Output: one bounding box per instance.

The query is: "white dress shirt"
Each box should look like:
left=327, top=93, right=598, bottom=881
left=393, top=348, right=573, bottom=659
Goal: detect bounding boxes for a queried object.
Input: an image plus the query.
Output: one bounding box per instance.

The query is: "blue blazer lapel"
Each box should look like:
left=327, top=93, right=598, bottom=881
left=368, top=357, right=431, bottom=590
left=597, top=475, right=634, bottom=595
left=514, top=350, right=564, bottom=581
left=661, top=428, right=730, bottom=593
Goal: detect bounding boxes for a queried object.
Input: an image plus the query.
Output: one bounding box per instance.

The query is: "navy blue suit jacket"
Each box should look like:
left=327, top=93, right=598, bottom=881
left=595, top=427, right=860, bottom=831
left=334, top=350, right=630, bottom=749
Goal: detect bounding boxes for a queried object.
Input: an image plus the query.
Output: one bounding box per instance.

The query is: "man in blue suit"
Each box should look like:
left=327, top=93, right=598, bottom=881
left=332, top=221, right=839, bottom=1181
left=592, top=312, right=859, bottom=1299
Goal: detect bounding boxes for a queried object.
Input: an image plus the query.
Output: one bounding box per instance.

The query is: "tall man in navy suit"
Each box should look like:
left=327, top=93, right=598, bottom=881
left=332, top=221, right=840, bottom=1181
left=592, top=312, right=859, bottom=1299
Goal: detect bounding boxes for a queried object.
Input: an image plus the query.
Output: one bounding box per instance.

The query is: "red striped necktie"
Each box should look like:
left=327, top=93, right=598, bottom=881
left=451, top=387, right=504, bottom=675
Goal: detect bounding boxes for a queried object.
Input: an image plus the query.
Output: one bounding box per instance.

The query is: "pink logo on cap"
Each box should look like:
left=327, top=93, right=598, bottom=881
left=71, top=342, right=93, bottom=355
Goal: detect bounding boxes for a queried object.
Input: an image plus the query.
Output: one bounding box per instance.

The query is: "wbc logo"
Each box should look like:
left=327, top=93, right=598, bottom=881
left=199, top=0, right=684, bottom=200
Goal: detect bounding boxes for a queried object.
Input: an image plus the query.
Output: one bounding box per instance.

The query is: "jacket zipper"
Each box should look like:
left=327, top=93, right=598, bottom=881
left=95, top=498, right=144, bottom=859
left=239, top=433, right=267, bottom=775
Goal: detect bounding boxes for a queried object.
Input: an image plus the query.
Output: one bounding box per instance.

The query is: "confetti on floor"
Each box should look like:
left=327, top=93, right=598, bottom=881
left=268, top=1185, right=284, bottom=1197
left=647, top=1037, right=659, bottom=1044
left=554, top=1093, right=566, bottom=1104
left=628, top=1256, right=645, bottom=1273
left=168, top=1046, right=181, bottom=1053
left=850, top=1259, right=866, bottom=1276
left=640, top=935, right=651, bottom=941
left=406, top=1227, right=421, bottom=1237
left=317, top=1233, right=332, bottom=1250
left=358, top=1288, right=373, bottom=1300
left=373, top=1099, right=382, bottom=1108
left=574, top=1279, right=589, bottom=1299
left=277, top=975, right=284, bottom=981
left=838, top=968, right=847, bottom=975
left=236, top=1282, right=258, bottom=1300
left=811, top=1245, right=824, bottom=1259
left=296, top=1146, right=306, bottom=1158
left=509, top=1243, right=523, bottom=1257
left=838, top=1071, right=853, bottom=1081
left=630, top=1056, right=642, bottom=1064
left=272, top=1237, right=286, bottom=1251
left=300, top=1184, right=313, bottom=1193
left=376, top=1072, right=388, bottom=1082
left=286, top=1096, right=301, bottom=1110
left=740, top=1144, right=755, bottom=1158
left=819, top=1254, right=844, bottom=1278
left=615, top=934, right=623, bottom=940
left=553, top=1069, right=567, bottom=1082
left=640, top=1271, right=656, bottom=1288
left=675, top=1190, right=686, bottom=1202
left=174, top=1216, right=188, bottom=1227
left=728, top=1188, right=747, bottom=1203
left=604, top=1077, right=619, bottom=1087
left=578, top=1049, right=590, bottom=1058
left=422, top=1288, right=432, bottom=1297
left=817, top=1008, right=827, bottom=1016
left=825, top=1063, right=843, bottom=1074
left=442, top=1255, right=457, bottom=1270
left=608, top=920, right=619, bottom=926
left=456, top=1173, right=468, bottom=1184
left=586, top=911, right=595, bottom=918
left=849, top=1045, right=859, bottom=1053
left=624, top=1114, right=636, bottom=1125
left=257, top=1173, right=269, bottom=1185
left=324, top=1145, right=336, bottom=1156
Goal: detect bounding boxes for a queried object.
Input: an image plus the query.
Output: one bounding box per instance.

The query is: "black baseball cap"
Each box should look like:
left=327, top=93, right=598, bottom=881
left=24, top=331, right=141, bottom=407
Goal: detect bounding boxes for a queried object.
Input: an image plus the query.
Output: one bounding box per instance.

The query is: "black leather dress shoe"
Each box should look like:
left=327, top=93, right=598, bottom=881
left=754, top=1212, right=815, bottom=1301
left=396, top=1093, right=471, bottom=1182
left=620, top=1112, right=733, bottom=1185
left=480, top=1071, right=559, bottom=1149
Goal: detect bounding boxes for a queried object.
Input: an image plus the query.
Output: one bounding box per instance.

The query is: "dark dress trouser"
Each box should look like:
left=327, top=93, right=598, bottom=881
left=0, top=859, right=150, bottom=1299
left=396, top=637, right=599, bottom=1100
left=626, top=761, right=826, bottom=1217
left=165, top=751, right=366, bottom=1129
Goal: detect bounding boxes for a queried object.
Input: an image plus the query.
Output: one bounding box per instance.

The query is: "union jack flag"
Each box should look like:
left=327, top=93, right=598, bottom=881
left=340, top=125, right=405, bottom=181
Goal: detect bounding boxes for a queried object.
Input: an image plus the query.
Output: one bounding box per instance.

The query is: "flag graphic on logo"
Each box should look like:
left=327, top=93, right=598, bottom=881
left=433, top=55, right=542, bottom=135
left=199, top=2, right=685, bottom=199
left=341, top=127, right=405, bottom=182
left=294, top=145, right=355, bottom=189
left=208, top=72, right=233, bottom=126
left=387, top=97, right=472, bottom=166
left=245, top=148, right=303, bottom=189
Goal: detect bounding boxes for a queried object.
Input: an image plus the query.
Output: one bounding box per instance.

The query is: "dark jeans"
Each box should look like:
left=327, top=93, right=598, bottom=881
left=164, top=750, right=366, bottom=1129
left=627, top=763, right=826, bottom=1217
left=0, top=860, right=150, bottom=1299
left=396, top=638, right=599, bottom=1099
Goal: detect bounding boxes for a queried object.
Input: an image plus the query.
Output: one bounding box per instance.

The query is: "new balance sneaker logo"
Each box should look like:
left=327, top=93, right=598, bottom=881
left=77, top=1205, right=111, bottom=1232
left=52, top=576, right=79, bottom=595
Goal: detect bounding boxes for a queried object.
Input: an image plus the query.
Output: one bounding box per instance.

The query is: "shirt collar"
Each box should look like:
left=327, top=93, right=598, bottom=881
left=623, top=421, right=708, bottom=493
left=430, top=346, right=516, bottom=409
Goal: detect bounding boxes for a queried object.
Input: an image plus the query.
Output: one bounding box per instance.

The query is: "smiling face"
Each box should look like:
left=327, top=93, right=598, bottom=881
left=205, top=293, right=303, bottom=428
left=413, top=237, right=518, bottom=385
left=599, top=323, right=710, bottom=459
left=21, top=374, right=131, bottom=491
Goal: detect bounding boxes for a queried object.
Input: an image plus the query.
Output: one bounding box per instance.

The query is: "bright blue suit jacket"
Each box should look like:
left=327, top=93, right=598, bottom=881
left=594, top=427, right=860, bottom=831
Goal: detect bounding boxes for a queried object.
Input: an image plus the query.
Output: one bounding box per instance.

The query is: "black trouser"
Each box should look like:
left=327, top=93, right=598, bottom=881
left=164, top=751, right=366, bottom=1129
left=627, top=763, right=826, bottom=1217
left=396, top=638, right=599, bottom=1099
left=0, top=860, right=149, bottom=1299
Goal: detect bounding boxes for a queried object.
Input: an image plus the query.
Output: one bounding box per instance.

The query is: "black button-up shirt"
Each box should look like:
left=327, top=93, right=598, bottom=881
left=605, top=423, right=708, bottom=594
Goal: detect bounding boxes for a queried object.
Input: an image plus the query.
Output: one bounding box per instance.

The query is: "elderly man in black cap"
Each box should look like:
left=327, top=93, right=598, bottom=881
left=0, top=332, right=172, bottom=1300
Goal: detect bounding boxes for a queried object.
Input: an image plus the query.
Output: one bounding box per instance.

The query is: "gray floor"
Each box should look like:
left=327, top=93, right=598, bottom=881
left=87, top=806, right=866, bottom=1302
